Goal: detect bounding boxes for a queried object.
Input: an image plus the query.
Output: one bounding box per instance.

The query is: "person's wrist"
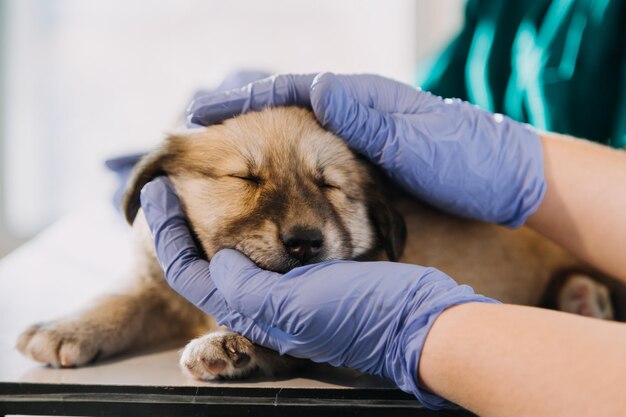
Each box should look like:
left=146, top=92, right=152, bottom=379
left=417, top=302, right=510, bottom=411
left=380, top=268, right=499, bottom=409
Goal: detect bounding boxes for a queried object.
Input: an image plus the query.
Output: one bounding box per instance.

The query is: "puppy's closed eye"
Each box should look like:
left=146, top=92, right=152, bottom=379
left=316, top=178, right=339, bottom=190
left=229, top=174, right=262, bottom=186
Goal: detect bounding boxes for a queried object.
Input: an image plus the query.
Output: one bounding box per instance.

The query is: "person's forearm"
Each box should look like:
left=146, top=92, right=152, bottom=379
left=527, top=133, right=626, bottom=282
left=419, top=303, right=626, bottom=416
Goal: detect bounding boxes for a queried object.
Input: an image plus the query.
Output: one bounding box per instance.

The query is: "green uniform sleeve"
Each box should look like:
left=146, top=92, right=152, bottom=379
left=417, top=0, right=626, bottom=148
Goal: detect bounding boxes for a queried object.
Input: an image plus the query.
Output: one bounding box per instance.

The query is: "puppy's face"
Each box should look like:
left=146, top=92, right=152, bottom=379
left=124, top=107, right=405, bottom=272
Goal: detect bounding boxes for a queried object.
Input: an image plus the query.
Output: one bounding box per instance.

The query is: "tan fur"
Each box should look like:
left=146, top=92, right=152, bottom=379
left=16, top=107, right=614, bottom=379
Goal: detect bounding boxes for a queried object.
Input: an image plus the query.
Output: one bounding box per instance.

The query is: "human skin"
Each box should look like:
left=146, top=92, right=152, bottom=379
left=527, top=132, right=626, bottom=283
left=419, top=302, right=626, bottom=416
left=419, top=132, right=626, bottom=416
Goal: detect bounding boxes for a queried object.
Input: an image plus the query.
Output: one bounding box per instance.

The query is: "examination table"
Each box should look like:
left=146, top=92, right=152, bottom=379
left=0, top=202, right=472, bottom=416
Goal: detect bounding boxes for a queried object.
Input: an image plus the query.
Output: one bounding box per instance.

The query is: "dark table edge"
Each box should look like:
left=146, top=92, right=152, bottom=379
left=0, top=382, right=475, bottom=416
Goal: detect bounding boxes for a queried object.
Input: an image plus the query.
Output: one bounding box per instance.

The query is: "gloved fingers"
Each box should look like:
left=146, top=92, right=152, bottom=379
left=311, top=72, right=429, bottom=115
left=140, top=177, right=202, bottom=267
left=140, top=177, right=221, bottom=309
left=209, top=249, right=355, bottom=339
left=210, top=250, right=410, bottom=337
left=310, top=72, right=401, bottom=164
left=209, top=249, right=288, bottom=323
left=219, top=309, right=296, bottom=356
left=210, top=249, right=366, bottom=355
left=187, top=73, right=317, bottom=126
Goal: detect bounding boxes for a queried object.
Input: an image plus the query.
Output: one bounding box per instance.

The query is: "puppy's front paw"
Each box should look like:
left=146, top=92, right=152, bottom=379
left=16, top=320, right=103, bottom=368
left=180, top=330, right=257, bottom=380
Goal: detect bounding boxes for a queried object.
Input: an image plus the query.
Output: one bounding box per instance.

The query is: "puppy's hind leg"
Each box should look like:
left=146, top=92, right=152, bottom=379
left=557, top=273, right=614, bottom=320
left=540, top=270, right=616, bottom=320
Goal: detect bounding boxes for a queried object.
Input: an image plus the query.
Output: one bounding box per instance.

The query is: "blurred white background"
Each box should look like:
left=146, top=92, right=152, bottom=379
left=0, top=0, right=465, bottom=257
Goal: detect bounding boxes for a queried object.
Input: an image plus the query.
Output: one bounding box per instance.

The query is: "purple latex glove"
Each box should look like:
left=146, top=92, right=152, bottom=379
left=187, top=73, right=545, bottom=227
left=140, top=177, right=499, bottom=410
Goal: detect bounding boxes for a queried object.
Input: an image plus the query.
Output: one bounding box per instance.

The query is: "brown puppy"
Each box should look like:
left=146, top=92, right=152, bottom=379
left=16, top=107, right=616, bottom=381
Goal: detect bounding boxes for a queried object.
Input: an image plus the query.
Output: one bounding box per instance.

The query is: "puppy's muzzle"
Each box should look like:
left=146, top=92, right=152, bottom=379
left=282, top=226, right=324, bottom=265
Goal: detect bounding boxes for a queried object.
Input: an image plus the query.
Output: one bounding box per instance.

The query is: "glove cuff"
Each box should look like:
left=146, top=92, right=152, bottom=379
left=384, top=270, right=500, bottom=409
left=496, top=120, right=546, bottom=227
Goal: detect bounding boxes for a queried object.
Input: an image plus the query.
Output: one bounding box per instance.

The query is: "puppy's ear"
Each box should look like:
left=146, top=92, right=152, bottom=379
left=369, top=196, right=407, bottom=262
left=121, top=144, right=174, bottom=225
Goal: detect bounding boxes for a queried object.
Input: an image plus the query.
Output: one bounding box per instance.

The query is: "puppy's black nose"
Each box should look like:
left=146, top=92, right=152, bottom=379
left=283, top=227, right=323, bottom=264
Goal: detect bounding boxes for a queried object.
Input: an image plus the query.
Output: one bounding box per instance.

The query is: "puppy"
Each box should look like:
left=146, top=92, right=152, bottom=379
left=16, top=107, right=618, bottom=381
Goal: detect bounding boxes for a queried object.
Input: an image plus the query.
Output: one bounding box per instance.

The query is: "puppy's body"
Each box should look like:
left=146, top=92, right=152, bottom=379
left=397, top=199, right=576, bottom=305
left=17, top=107, right=615, bottom=379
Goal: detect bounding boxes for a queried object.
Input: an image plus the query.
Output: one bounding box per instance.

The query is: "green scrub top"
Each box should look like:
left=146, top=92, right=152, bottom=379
left=417, top=0, right=626, bottom=148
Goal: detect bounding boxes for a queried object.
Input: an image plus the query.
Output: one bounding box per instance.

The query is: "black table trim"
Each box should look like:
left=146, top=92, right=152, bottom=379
left=0, top=382, right=474, bottom=416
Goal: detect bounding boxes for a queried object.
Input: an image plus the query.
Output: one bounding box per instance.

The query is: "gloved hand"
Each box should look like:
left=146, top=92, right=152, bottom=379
left=187, top=73, right=545, bottom=227
left=140, top=177, right=499, bottom=410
